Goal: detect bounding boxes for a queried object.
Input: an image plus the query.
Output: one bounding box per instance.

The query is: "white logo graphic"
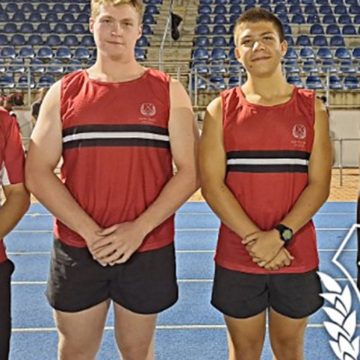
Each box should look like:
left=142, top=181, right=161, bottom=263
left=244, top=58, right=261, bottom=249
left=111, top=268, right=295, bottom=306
left=319, top=224, right=360, bottom=360
left=140, top=103, right=156, bottom=117
left=292, top=124, right=307, bottom=139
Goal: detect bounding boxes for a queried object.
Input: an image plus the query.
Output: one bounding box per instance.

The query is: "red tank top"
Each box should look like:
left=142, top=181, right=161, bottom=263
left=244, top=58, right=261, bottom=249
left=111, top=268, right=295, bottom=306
left=0, top=108, right=25, bottom=262
left=216, top=86, right=318, bottom=274
left=55, top=69, right=174, bottom=252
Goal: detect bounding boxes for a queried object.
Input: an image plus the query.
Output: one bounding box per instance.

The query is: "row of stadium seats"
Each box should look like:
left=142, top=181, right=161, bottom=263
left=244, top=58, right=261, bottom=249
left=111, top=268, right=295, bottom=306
left=197, top=13, right=360, bottom=24
left=199, top=0, right=357, bottom=5
left=192, top=74, right=360, bottom=90
left=198, top=3, right=360, bottom=14
left=195, top=23, right=360, bottom=34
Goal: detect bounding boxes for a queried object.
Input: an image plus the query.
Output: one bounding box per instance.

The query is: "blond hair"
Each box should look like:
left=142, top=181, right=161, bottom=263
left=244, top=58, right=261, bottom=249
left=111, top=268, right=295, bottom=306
left=91, top=0, right=144, bottom=20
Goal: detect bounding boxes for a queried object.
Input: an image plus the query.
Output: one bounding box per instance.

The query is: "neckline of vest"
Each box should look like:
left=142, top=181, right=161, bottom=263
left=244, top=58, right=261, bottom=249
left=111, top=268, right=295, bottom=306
left=237, top=85, right=297, bottom=109
left=83, top=68, right=150, bottom=85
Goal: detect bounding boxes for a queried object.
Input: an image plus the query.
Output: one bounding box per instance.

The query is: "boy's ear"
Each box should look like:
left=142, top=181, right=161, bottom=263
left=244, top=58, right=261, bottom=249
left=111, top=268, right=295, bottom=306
left=280, top=39, right=288, bottom=57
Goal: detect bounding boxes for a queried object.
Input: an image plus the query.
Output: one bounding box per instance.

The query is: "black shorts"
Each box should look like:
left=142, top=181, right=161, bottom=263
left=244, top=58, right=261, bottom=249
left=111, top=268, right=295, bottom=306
left=0, top=259, right=15, bottom=360
left=211, top=265, right=323, bottom=319
left=46, top=240, right=178, bottom=314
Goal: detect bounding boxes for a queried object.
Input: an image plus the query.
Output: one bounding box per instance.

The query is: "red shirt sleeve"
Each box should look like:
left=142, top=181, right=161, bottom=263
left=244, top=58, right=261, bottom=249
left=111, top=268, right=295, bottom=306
left=0, top=110, right=25, bottom=186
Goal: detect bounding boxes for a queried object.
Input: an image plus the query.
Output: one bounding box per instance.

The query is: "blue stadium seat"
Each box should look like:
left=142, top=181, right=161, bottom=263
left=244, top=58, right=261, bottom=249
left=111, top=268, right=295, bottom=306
left=284, top=48, right=298, bottom=60
left=285, top=35, right=294, bottom=46
left=209, top=75, right=226, bottom=90
left=11, top=11, right=26, bottom=22
left=0, top=11, right=9, bottom=22
left=0, top=46, right=16, bottom=59
left=37, top=46, right=54, bottom=61
left=56, top=47, right=72, bottom=61
left=284, top=60, right=300, bottom=73
left=70, top=24, right=86, bottom=34
left=229, top=5, right=241, bottom=14
left=64, top=35, right=79, bottom=47
left=82, top=4, right=91, bottom=13
left=8, top=59, right=26, bottom=74
left=316, top=0, right=330, bottom=4
left=211, top=48, right=227, bottom=61
left=291, top=14, right=306, bottom=24
left=145, top=5, right=159, bottom=14
left=228, top=48, right=236, bottom=60
left=288, top=0, right=300, bottom=4
left=46, top=35, right=62, bottom=47
left=142, top=24, right=153, bottom=35
left=135, top=48, right=146, bottom=61
left=65, top=59, right=82, bottom=73
left=306, top=75, right=323, bottom=89
left=0, top=35, right=8, bottom=46
left=323, top=14, right=336, bottom=23
left=5, top=3, right=18, bottom=12
left=210, top=60, right=227, bottom=74
left=307, top=14, right=320, bottom=23
left=331, top=0, right=344, bottom=4
left=48, top=59, right=65, bottom=75
left=77, top=13, right=88, bottom=23
left=303, top=60, right=319, bottom=73
left=354, top=14, right=360, bottom=24
left=352, top=48, right=360, bottom=60
left=296, top=35, right=311, bottom=46
left=229, top=60, right=241, bottom=74
left=136, top=36, right=150, bottom=47
left=213, top=25, right=228, bottom=35
left=278, top=14, right=289, bottom=23
left=193, top=47, right=209, bottom=60
left=212, top=36, right=228, bottom=47
left=342, top=25, right=356, bottom=35
left=215, top=0, right=227, bottom=5
left=52, top=3, right=66, bottom=12
left=228, top=76, right=241, bottom=88
left=313, top=35, right=329, bottom=46
left=344, top=76, right=359, bottom=89
left=338, top=14, right=352, bottom=24
left=283, top=24, right=292, bottom=34
left=62, top=13, right=76, bottom=23
left=67, top=4, right=81, bottom=12
left=329, top=75, right=343, bottom=90
left=28, top=35, right=43, bottom=46
left=214, top=5, right=227, bottom=14
left=17, top=75, right=36, bottom=89
left=194, top=36, right=210, bottom=47
left=274, top=4, right=287, bottom=14
left=310, top=24, right=324, bottom=34
left=4, top=23, right=17, bottom=33
left=18, top=47, right=35, bottom=59
left=197, top=14, right=211, bottom=24
left=319, top=5, right=333, bottom=14
left=287, top=75, right=303, bottom=87
left=30, top=59, right=46, bottom=75
left=37, top=23, right=51, bottom=34
left=335, top=47, right=351, bottom=60
left=54, top=23, right=69, bottom=34
left=304, top=5, right=318, bottom=14
left=334, top=5, right=348, bottom=14
left=199, top=0, right=212, bottom=4
left=193, top=61, right=209, bottom=75
left=198, top=5, right=212, bottom=14
left=0, top=75, right=15, bottom=89
left=74, top=47, right=91, bottom=61
left=192, top=77, right=207, bottom=91
left=81, top=35, right=95, bottom=47
left=143, top=13, right=156, bottom=24
left=289, top=5, right=302, bottom=13
left=10, top=34, right=25, bottom=46
left=300, top=47, right=315, bottom=59
left=37, top=75, right=56, bottom=88
left=329, top=35, right=345, bottom=46
left=339, top=61, right=356, bottom=74
left=326, top=24, right=341, bottom=34
left=349, top=5, right=360, bottom=14
left=214, top=14, right=228, bottom=24
left=28, top=11, right=42, bottom=22
left=36, top=3, right=50, bottom=12
left=317, top=48, right=333, bottom=60
left=21, top=3, right=34, bottom=12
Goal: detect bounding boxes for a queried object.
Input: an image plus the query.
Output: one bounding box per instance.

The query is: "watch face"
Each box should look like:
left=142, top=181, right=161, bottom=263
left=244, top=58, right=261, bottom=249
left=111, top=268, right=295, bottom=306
left=283, top=229, right=293, bottom=241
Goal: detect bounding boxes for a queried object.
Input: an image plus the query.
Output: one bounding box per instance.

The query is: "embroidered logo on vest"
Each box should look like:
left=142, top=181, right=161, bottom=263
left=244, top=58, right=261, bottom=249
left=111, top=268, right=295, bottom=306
left=292, top=124, right=306, bottom=139
left=140, top=103, right=156, bottom=117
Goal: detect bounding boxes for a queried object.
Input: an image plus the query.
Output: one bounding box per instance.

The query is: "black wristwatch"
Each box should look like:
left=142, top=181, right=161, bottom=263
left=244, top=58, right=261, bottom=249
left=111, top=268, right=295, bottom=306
left=275, top=224, right=293, bottom=243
